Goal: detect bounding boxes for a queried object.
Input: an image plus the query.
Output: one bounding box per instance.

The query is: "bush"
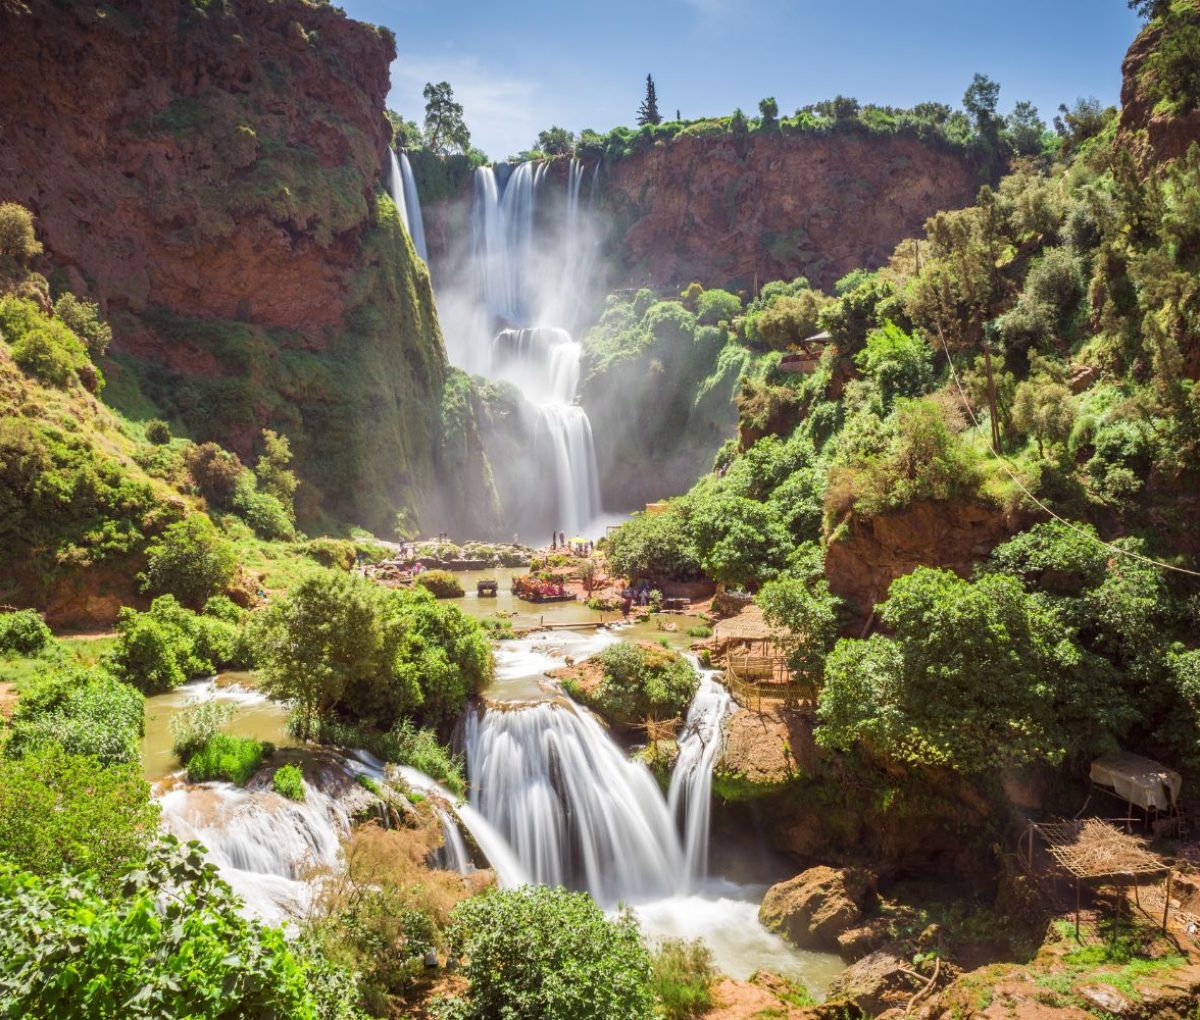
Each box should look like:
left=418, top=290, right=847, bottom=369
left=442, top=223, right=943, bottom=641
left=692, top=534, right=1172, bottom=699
left=53, top=293, right=112, bottom=359
left=440, top=886, right=654, bottom=1020
left=0, top=745, right=158, bottom=891
left=415, top=569, right=464, bottom=598
left=169, top=699, right=235, bottom=762
left=106, top=595, right=246, bottom=694
left=855, top=321, right=933, bottom=406
left=7, top=664, right=145, bottom=765
left=0, top=608, right=51, bottom=655
left=185, top=733, right=268, bottom=785
left=231, top=474, right=295, bottom=541
left=144, top=418, right=172, bottom=445
left=0, top=836, right=362, bottom=1019
left=272, top=763, right=305, bottom=801
left=694, top=288, right=742, bottom=326
left=607, top=505, right=702, bottom=582
left=651, top=938, right=716, bottom=1019
left=0, top=203, right=42, bottom=264
left=141, top=514, right=237, bottom=608
left=305, top=537, right=357, bottom=571
left=310, top=718, right=466, bottom=796
left=183, top=442, right=244, bottom=509
left=580, top=642, right=699, bottom=727
left=12, top=324, right=89, bottom=387
left=252, top=570, right=492, bottom=736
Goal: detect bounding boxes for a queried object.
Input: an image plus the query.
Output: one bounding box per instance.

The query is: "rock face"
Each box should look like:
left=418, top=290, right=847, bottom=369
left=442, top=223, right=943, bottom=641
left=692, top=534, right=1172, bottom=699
left=603, top=131, right=978, bottom=292
left=0, top=0, right=487, bottom=533
left=1117, top=8, right=1200, bottom=165
left=714, top=704, right=812, bottom=800
left=825, top=500, right=1022, bottom=618
left=825, top=949, right=914, bottom=1016
left=759, top=866, right=875, bottom=951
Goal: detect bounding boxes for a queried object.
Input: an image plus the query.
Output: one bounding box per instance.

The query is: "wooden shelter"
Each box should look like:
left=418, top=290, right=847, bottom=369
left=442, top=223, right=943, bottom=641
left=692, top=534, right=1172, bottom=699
left=1021, top=818, right=1173, bottom=938
left=779, top=331, right=834, bottom=375
left=713, top=606, right=814, bottom=709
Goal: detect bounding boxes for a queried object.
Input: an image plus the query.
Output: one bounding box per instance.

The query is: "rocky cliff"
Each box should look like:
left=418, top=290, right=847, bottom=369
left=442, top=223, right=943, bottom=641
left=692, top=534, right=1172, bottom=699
left=602, top=131, right=979, bottom=293
left=0, top=0, right=482, bottom=534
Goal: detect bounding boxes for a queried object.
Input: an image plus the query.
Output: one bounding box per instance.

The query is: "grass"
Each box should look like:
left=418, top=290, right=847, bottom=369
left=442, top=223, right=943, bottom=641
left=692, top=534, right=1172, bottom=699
left=685, top=625, right=712, bottom=638
left=186, top=733, right=270, bottom=785
left=272, top=763, right=305, bottom=801
left=651, top=938, right=715, bottom=1020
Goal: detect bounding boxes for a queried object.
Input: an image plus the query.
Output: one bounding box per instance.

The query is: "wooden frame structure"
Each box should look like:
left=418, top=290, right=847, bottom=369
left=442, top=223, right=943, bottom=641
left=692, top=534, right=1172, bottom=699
left=1020, top=818, right=1173, bottom=939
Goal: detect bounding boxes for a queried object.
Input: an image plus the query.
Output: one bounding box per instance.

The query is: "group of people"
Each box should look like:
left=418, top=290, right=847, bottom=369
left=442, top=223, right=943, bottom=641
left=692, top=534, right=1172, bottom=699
left=550, top=531, right=594, bottom=557
left=619, top=580, right=654, bottom=617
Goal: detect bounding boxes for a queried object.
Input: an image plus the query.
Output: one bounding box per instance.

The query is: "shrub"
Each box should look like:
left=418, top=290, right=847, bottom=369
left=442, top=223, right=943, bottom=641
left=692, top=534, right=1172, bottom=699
left=0, top=202, right=43, bottom=264
left=685, top=624, right=712, bottom=638
left=7, top=664, right=145, bottom=765
left=11, top=324, right=88, bottom=387
left=272, top=763, right=305, bottom=801
left=169, top=699, right=235, bottom=762
left=252, top=571, right=492, bottom=736
left=144, top=418, right=172, bottom=445
left=185, top=733, right=268, bottom=785
left=183, top=442, right=244, bottom=509
left=582, top=642, right=699, bottom=726
left=0, top=745, right=158, bottom=891
left=651, top=938, right=716, bottom=1020
left=414, top=569, right=464, bottom=598
left=855, top=321, right=933, bottom=406
left=308, top=717, right=467, bottom=797
left=0, top=836, right=362, bottom=1019
left=254, top=428, right=298, bottom=519
left=694, top=288, right=742, bottom=326
left=305, top=536, right=357, bottom=571
left=607, top=505, right=702, bottom=582
left=232, top=473, right=295, bottom=540
left=440, top=886, right=654, bottom=1020
left=141, top=514, right=237, bottom=608
left=0, top=608, right=51, bottom=655
left=53, top=293, right=112, bottom=359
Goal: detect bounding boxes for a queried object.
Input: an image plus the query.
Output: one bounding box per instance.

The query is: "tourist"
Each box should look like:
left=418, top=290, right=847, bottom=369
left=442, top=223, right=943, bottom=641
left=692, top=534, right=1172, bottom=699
left=551, top=532, right=557, bottom=550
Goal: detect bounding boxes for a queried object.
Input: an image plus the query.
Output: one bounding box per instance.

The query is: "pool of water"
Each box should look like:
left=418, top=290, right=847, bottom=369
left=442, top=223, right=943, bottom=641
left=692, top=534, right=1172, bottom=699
left=142, top=674, right=295, bottom=781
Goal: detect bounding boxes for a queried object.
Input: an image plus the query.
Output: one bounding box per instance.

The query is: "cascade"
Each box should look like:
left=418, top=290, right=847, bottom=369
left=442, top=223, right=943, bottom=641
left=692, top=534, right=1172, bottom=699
left=461, top=675, right=732, bottom=906
left=386, top=149, right=427, bottom=262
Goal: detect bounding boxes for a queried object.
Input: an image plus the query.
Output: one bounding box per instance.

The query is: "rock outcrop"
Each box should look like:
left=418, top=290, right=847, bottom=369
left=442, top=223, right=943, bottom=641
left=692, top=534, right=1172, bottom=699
left=0, top=0, right=490, bottom=534
left=759, top=866, right=875, bottom=951
left=825, top=499, right=1022, bottom=618
left=1117, top=7, right=1200, bottom=166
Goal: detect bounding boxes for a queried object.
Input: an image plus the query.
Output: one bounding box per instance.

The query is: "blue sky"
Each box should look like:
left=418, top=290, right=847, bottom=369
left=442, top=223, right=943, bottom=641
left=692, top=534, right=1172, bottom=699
left=338, top=0, right=1144, bottom=160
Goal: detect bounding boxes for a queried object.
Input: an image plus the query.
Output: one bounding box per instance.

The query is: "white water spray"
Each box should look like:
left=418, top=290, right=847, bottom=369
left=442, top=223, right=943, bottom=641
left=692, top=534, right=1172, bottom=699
left=387, top=149, right=428, bottom=262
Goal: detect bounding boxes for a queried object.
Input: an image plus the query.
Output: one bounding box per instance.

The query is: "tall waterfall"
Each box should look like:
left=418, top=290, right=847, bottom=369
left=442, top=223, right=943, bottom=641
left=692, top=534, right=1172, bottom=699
left=462, top=674, right=733, bottom=906
left=386, top=149, right=427, bottom=262
left=459, top=159, right=603, bottom=537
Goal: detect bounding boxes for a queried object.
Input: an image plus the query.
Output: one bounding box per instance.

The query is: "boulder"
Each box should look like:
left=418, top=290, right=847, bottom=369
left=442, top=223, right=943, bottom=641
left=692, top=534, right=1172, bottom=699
left=826, top=949, right=914, bottom=1015
left=759, top=865, right=875, bottom=950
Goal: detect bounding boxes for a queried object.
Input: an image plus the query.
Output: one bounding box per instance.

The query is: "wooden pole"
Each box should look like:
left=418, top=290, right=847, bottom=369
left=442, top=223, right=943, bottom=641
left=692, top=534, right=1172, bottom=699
left=1075, top=877, right=1081, bottom=941
left=1163, top=871, right=1172, bottom=933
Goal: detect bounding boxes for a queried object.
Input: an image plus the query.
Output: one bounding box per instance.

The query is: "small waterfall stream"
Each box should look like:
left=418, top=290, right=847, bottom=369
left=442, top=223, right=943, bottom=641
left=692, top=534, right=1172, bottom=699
left=386, top=149, right=428, bottom=262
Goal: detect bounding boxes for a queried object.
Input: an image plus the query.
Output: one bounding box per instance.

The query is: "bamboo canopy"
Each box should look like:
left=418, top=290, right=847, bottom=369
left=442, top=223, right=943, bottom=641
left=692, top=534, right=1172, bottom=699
left=1033, top=819, right=1169, bottom=880
left=711, top=605, right=786, bottom=646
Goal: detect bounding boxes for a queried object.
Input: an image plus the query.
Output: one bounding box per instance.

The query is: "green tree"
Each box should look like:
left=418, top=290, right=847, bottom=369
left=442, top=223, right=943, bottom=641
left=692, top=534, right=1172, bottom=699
left=442, top=886, right=654, bottom=1020
left=183, top=441, right=244, bottom=509
left=0, top=202, right=42, bottom=265
left=855, top=321, right=933, bottom=406
left=756, top=550, right=842, bottom=687
left=963, top=73, right=1001, bottom=136
left=817, top=568, right=1079, bottom=773
left=607, top=505, right=702, bottom=582
left=53, top=293, right=112, bottom=359
left=254, top=428, right=298, bottom=516
left=1129, top=0, right=1170, bottom=19
left=1012, top=374, right=1075, bottom=457
left=386, top=109, right=424, bottom=148
left=535, top=126, right=576, bottom=155
left=140, top=514, right=237, bottom=609
left=637, top=74, right=662, bottom=126
left=423, top=81, right=471, bottom=156
left=0, top=745, right=158, bottom=891
left=683, top=489, right=791, bottom=588
left=758, top=96, right=779, bottom=126
left=1005, top=100, right=1047, bottom=156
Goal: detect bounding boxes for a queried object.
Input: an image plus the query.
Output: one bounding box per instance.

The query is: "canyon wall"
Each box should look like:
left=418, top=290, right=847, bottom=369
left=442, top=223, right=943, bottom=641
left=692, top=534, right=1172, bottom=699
left=602, top=131, right=979, bottom=293
left=0, top=0, right=492, bottom=534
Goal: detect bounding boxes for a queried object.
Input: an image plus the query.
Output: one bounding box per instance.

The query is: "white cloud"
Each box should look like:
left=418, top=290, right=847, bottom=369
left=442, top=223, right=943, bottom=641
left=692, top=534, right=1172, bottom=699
left=390, top=53, right=548, bottom=159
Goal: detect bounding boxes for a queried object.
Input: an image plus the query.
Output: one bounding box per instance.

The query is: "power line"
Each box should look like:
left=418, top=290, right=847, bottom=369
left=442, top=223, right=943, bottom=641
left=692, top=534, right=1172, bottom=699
left=933, top=330, right=1200, bottom=579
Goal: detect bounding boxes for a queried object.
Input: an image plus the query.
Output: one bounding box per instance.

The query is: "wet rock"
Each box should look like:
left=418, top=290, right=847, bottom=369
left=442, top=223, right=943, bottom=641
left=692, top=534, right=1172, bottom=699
left=826, top=949, right=914, bottom=1015
left=759, top=865, right=876, bottom=951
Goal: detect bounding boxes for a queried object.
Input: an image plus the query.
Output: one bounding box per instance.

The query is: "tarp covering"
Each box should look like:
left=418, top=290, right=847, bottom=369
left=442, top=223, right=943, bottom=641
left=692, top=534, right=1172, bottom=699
left=1090, top=751, right=1182, bottom=812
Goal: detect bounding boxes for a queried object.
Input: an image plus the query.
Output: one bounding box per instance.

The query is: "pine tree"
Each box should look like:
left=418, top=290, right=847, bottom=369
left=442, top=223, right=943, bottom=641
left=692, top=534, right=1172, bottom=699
left=637, top=74, right=662, bottom=126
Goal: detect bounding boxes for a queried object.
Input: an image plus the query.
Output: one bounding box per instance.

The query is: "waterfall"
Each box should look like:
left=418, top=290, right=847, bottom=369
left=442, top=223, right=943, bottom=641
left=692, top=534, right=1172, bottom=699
left=399, top=152, right=427, bottom=262
left=668, top=675, right=735, bottom=880
left=461, top=160, right=603, bottom=537
left=464, top=699, right=686, bottom=903
left=386, top=149, right=427, bottom=262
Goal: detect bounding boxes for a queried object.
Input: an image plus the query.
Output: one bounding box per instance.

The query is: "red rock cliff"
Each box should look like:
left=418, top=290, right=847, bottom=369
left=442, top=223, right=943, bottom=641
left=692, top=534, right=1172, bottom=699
left=602, top=131, right=979, bottom=292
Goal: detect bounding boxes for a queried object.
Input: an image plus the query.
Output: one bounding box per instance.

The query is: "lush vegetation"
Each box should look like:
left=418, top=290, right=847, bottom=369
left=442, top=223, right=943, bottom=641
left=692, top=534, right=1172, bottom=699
left=650, top=938, right=716, bottom=1020
left=185, top=733, right=270, bottom=785
left=415, top=568, right=465, bottom=598
left=567, top=641, right=699, bottom=727
left=253, top=569, right=492, bottom=737
left=436, top=887, right=655, bottom=1020
left=273, top=763, right=306, bottom=800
